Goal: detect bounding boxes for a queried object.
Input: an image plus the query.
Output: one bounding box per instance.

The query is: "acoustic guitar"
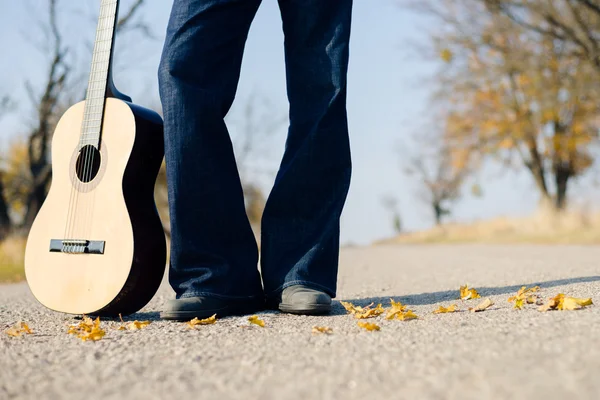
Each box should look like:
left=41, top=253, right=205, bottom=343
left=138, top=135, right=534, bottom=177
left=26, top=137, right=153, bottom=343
left=24, top=0, right=166, bottom=316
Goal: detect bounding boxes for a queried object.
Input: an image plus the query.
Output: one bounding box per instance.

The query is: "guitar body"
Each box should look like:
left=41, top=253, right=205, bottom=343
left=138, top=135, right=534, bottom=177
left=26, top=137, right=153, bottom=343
left=25, top=98, right=166, bottom=316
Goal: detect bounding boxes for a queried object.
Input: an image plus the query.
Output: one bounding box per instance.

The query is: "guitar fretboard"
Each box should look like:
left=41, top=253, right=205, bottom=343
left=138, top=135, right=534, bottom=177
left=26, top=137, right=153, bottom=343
left=80, top=0, right=119, bottom=148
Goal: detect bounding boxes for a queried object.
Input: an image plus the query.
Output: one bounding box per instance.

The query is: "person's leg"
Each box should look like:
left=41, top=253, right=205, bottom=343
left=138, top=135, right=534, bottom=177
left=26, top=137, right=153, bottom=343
left=158, top=0, right=263, bottom=318
left=261, top=0, right=353, bottom=311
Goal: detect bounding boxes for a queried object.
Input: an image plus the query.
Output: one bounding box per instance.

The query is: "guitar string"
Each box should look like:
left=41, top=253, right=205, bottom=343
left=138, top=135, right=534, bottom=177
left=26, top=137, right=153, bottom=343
left=69, top=2, right=108, bottom=252
left=86, top=0, right=118, bottom=247
left=80, top=0, right=116, bottom=251
left=65, top=0, right=114, bottom=253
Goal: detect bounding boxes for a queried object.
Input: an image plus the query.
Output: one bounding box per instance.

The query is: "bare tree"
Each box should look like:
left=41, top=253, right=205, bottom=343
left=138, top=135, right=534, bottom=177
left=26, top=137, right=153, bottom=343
left=18, top=0, right=150, bottom=231
left=405, top=137, right=471, bottom=225
left=0, top=97, right=16, bottom=239
left=482, top=0, right=600, bottom=72
left=381, top=195, right=403, bottom=233
left=405, top=0, right=600, bottom=212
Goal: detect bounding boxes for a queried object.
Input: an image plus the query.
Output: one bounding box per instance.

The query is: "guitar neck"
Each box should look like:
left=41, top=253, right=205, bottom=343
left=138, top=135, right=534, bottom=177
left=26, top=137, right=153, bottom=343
left=80, top=0, right=120, bottom=149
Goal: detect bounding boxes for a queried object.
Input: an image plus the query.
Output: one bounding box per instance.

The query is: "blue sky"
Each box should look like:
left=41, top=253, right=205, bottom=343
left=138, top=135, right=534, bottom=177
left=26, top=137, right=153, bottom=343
left=2, top=0, right=597, bottom=245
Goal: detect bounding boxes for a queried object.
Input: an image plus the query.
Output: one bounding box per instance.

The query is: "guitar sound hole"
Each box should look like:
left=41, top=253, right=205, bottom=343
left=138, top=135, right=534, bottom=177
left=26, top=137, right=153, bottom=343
left=75, top=145, right=102, bottom=183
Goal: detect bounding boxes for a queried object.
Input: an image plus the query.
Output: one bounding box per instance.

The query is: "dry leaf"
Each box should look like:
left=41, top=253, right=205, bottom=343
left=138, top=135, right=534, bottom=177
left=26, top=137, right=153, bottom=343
left=469, top=298, right=494, bottom=312
left=433, top=304, right=458, bottom=314
left=508, top=286, right=540, bottom=310
left=248, top=315, right=265, bottom=327
left=514, top=298, right=524, bottom=310
left=186, top=314, right=217, bottom=329
left=526, top=295, right=538, bottom=304
left=118, top=314, right=151, bottom=331
left=341, top=301, right=383, bottom=319
left=539, top=293, right=593, bottom=311
left=460, top=285, right=481, bottom=300
left=68, top=316, right=105, bottom=341
left=340, top=300, right=360, bottom=314
left=119, top=321, right=151, bottom=331
left=561, top=297, right=593, bottom=310
left=396, top=310, right=419, bottom=321
left=312, top=326, right=333, bottom=335
left=357, top=321, right=380, bottom=331
left=386, top=299, right=408, bottom=320
left=5, top=322, right=33, bottom=337
left=355, top=304, right=384, bottom=319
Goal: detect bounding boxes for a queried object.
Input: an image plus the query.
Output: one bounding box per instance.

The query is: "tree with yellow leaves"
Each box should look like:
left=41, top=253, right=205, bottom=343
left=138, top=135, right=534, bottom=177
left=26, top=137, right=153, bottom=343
left=408, top=0, right=600, bottom=211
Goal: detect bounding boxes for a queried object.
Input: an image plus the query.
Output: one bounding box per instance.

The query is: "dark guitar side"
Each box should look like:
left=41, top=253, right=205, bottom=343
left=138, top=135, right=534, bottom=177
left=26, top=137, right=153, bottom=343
left=97, top=102, right=167, bottom=316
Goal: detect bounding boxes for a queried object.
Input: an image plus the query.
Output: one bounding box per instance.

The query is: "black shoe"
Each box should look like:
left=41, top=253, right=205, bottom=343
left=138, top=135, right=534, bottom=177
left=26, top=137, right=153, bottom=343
left=160, top=296, right=265, bottom=321
left=269, top=285, right=332, bottom=315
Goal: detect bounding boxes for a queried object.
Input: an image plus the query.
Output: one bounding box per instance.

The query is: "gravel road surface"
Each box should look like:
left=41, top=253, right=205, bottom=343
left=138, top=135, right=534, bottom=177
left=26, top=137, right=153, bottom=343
left=1, top=244, right=599, bottom=400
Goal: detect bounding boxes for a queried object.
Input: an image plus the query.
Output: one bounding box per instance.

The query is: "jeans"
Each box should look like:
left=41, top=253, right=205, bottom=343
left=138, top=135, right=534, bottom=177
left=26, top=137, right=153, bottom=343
left=157, top=0, right=353, bottom=303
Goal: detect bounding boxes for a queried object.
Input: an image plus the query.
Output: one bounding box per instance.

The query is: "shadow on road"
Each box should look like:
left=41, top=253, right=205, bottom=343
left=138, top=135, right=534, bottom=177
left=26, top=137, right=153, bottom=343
left=333, top=275, right=600, bottom=315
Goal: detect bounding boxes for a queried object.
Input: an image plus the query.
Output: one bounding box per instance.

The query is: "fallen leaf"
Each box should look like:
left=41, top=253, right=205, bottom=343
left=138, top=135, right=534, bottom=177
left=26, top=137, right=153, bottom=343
left=526, top=295, right=538, bottom=304
left=355, top=304, right=384, bottom=319
left=186, top=314, right=217, bottom=329
left=118, top=314, right=151, bottom=331
left=538, top=294, right=593, bottom=312
left=5, top=322, right=33, bottom=337
left=470, top=298, right=494, bottom=312
left=396, top=310, right=419, bottom=321
left=341, top=301, right=384, bottom=319
left=514, top=298, right=524, bottom=310
left=312, top=326, right=333, bottom=335
left=119, top=321, right=151, bottom=331
left=357, top=321, right=380, bottom=331
left=508, top=286, right=540, bottom=309
left=68, top=316, right=105, bottom=341
left=340, top=300, right=360, bottom=315
left=460, top=285, right=481, bottom=300
left=433, top=304, right=458, bottom=314
left=248, top=315, right=265, bottom=327
left=386, top=299, right=408, bottom=320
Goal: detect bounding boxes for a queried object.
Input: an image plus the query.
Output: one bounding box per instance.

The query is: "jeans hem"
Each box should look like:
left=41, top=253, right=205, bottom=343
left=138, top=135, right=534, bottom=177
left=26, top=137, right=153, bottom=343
left=177, top=291, right=265, bottom=301
left=266, top=280, right=336, bottom=299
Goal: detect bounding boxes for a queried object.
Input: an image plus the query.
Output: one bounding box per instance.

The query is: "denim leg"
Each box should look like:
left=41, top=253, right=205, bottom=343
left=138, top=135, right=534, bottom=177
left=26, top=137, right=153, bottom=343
left=158, top=0, right=263, bottom=300
left=261, top=1, right=353, bottom=299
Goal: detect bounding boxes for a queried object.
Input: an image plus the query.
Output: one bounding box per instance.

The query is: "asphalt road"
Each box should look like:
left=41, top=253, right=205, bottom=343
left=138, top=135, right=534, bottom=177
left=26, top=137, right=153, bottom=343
left=1, top=244, right=599, bottom=400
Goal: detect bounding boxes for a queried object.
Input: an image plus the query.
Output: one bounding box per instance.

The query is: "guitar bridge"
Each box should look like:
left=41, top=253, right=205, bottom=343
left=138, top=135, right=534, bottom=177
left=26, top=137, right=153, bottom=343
left=49, top=239, right=105, bottom=255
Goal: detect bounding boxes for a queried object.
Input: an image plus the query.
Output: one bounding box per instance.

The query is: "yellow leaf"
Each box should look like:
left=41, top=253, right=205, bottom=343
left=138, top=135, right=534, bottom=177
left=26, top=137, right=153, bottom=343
left=440, top=48, right=453, bottom=63
left=248, top=315, right=265, bottom=327
left=514, top=297, right=523, bottom=310
left=119, top=321, right=151, bottom=331
left=514, top=298, right=524, bottom=310
left=433, top=304, right=458, bottom=314
left=460, top=285, right=481, bottom=300
left=68, top=316, right=106, bottom=341
left=560, top=296, right=593, bottom=311
left=538, top=293, right=592, bottom=312
left=186, top=314, right=217, bottom=329
left=79, top=326, right=106, bottom=342
left=5, top=322, right=33, bottom=337
left=312, top=326, right=333, bottom=335
left=340, top=300, right=361, bottom=315
left=396, top=310, right=419, bottom=321
left=508, top=286, right=540, bottom=310
left=355, top=303, right=384, bottom=319
left=341, top=301, right=383, bottom=319
left=357, top=321, right=380, bottom=331
left=469, top=298, right=494, bottom=312
left=386, top=298, right=408, bottom=320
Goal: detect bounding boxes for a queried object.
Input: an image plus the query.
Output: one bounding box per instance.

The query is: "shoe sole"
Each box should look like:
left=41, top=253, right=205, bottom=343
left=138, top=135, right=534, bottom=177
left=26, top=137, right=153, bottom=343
left=278, top=303, right=332, bottom=315
left=160, top=302, right=264, bottom=321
